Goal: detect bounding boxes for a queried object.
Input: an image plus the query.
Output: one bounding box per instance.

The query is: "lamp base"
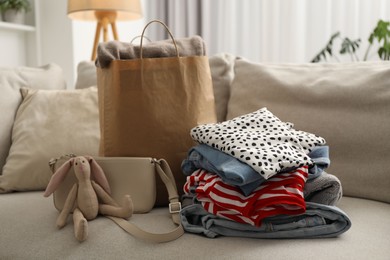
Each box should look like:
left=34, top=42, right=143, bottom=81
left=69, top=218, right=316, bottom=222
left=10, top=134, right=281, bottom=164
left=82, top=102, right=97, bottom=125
left=91, top=11, right=119, bottom=61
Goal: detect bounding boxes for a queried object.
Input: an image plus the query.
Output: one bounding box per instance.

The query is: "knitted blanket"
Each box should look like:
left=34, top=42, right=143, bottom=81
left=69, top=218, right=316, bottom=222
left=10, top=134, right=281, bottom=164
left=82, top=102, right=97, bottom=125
left=304, top=171, right=343, bottom=206
left=96, top=35, right=206, bottom=68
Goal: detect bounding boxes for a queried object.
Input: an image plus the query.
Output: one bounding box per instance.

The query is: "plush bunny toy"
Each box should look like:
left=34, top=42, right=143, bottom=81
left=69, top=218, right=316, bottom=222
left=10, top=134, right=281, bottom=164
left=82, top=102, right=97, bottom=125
left=44, top=156, right=133, bottom=242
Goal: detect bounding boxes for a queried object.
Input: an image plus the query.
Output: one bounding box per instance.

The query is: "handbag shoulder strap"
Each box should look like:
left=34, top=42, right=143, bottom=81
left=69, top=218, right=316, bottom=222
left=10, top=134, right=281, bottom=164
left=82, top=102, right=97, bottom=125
left=108, top=159, right=184, bottom=242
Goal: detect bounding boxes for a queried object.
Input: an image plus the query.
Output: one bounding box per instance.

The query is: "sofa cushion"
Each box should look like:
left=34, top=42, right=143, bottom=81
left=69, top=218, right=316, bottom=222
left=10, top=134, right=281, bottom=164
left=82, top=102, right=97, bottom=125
left=75, top=61, right=97, bottom=89
left=208, top=53, right=237, bottom=122
left=227, top=60, right=390, bottom=204
left=0, top=193, right=389, bottom=259
left=0, top=87, right=100, bottom=193
left=0, top=64, right=66, bottom=175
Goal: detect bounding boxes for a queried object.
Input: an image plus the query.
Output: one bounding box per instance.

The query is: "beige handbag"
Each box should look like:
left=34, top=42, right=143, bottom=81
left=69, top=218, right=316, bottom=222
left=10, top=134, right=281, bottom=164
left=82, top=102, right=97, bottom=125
left=49, top=154, right=184, bottom=242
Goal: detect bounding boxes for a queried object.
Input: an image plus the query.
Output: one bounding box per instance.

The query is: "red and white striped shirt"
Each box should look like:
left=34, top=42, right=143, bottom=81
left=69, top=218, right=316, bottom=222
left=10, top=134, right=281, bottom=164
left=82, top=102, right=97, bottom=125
left=184, top=166, right=308, bottom=226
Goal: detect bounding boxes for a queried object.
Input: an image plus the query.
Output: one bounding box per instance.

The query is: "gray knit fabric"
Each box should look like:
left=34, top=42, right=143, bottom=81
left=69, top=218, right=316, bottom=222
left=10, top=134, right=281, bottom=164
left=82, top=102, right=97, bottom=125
left=304, top=171, right=343, bottom=206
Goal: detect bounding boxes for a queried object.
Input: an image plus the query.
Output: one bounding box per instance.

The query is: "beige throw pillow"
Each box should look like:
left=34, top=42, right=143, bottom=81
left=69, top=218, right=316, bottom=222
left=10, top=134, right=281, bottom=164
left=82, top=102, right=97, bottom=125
left=209, top=53, right=237, bottom=122
left=0, top=87, right=100, bottom=193
left=227, top=59, right=390, bottom=203
left=75, top=61, right=97, bottom=89
left=0, top=64, right=66, bottom=175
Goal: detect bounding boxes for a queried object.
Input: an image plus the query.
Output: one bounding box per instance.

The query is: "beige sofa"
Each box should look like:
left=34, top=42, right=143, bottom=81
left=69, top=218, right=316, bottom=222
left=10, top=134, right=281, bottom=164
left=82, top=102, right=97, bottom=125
left=1, top=54, right=390, bottom=260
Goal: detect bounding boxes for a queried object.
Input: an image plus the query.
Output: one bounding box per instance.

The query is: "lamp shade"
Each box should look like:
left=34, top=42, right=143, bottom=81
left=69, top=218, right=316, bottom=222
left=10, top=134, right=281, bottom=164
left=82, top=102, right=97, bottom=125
left=68, top=0, right=142, bottom=21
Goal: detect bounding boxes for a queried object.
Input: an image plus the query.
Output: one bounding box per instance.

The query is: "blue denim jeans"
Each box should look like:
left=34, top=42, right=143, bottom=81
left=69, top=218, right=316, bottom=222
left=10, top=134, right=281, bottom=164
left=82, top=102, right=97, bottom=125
left=182, top=144, right=330, bottom=196
left=182, top=144, right=266, bottom=196
left=180, top=200, right=351, bottom=239
left=308, top=146, right=330, bottom=178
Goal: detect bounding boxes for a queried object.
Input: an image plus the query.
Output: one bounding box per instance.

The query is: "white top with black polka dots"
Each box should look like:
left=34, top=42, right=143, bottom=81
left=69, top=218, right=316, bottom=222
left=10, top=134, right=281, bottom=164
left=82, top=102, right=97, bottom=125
left=190, top=107, right=326, bottom=179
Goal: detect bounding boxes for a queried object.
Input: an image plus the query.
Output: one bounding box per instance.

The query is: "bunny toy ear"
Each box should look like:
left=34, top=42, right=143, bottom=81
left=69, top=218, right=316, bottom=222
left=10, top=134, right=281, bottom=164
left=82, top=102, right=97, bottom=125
left=87, top=156, right=111, bottom=194
left=43, top=158, right=74, bottom=197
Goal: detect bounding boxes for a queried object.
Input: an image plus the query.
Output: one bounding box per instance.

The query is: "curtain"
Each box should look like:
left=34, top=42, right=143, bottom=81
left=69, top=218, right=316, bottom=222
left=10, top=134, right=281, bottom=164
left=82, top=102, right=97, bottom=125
left=144, top=0, right=390, bottom=63
left=143, top=0, right=203, bottom=41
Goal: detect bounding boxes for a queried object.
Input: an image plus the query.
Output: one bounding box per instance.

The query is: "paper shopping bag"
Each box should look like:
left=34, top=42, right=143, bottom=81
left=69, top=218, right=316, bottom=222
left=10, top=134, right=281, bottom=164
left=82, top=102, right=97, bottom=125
left=97, top=21, right=217, bottom=206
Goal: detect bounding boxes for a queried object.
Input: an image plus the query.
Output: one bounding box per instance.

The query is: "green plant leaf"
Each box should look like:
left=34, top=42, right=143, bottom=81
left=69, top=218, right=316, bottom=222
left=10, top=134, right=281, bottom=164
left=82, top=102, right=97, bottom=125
left=311, top=31, right=341, bottom=62
left=340, top=38, right=361, bottom=54
left=378, top=42, right=390, bottom=60
left=372, top=20, right=390, bottom=43
left=368, top=20, right=390, bottom=60
left=0, top=0, right=30, bottom=12
left=313, top=19, right=390, bottom=62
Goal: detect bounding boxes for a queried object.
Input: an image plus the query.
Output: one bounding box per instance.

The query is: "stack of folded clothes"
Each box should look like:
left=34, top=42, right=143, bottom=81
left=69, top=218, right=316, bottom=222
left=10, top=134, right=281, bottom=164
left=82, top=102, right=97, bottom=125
left=180, top=108, right=351, bottom=238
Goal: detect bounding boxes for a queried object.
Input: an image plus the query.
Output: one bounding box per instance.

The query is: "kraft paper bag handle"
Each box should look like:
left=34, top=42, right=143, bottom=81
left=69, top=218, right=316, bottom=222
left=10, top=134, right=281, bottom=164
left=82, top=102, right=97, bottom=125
left=138, top=20, right=181, bottom=89
left=130, top=35, right=152, bottom=44
left=139, top=20, right=180, bottom=58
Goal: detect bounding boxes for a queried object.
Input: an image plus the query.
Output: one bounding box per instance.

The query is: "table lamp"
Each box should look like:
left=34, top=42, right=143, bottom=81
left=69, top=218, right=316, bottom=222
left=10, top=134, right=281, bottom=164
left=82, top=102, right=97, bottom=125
left=67, top=0, right=143, bottom=60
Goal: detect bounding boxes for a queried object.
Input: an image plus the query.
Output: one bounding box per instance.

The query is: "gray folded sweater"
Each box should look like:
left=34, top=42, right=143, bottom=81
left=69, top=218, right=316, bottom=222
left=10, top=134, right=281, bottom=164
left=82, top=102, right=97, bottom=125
left=96, top=35, right=206, bottom=68
left=304, top=171, right=343, bottom=206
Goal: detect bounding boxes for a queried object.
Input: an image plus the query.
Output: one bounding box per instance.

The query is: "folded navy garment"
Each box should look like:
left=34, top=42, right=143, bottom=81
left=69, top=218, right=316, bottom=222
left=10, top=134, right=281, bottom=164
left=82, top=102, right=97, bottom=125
left=182, top=144, right=330, bottom=196
left=180, top=202, right=351, bottom=239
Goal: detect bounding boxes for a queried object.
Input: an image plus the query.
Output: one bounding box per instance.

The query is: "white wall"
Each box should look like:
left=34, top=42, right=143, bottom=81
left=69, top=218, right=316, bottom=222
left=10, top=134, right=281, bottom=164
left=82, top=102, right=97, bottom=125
left=198, top=0, right=390, bottom=63
left=71, top=12, right=146, bottom=86
left=38, top=0, right=146, bottom=88
left=0, top=0, right=39, bottom=67
left=39, top=0, right=74, bottom=87
left=2, top=1, right=390, bottom=86
left=0, top=31, right=28, bottom=67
